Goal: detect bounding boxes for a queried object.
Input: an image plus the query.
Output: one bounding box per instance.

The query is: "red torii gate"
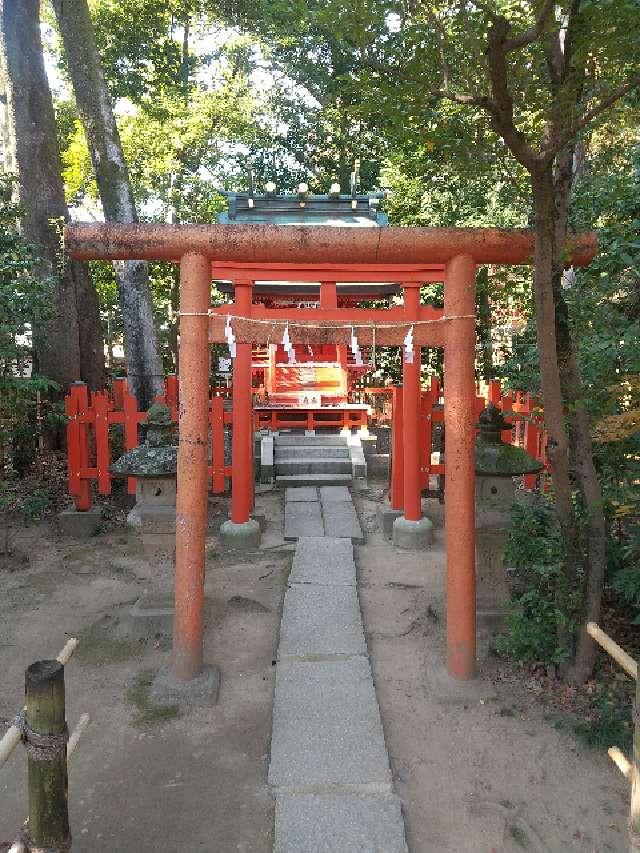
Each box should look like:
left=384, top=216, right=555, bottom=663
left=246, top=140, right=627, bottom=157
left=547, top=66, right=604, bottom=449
left=65, top=222, right=596, bottom=685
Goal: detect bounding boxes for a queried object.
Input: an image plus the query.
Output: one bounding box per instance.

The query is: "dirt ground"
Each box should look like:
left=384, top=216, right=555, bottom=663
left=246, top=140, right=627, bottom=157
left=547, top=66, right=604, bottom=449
left=0, top=483, right=631, bottom=852
left=355, top=487, right=629, bottom=853
left=0, top=488, right=288, bottom=852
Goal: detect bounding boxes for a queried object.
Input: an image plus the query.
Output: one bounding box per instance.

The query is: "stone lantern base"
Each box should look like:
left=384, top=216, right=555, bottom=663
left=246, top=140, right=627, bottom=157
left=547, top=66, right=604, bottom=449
left=128, top=475, right=177, bottom=555
left=475, top=475, right=515, bottom=655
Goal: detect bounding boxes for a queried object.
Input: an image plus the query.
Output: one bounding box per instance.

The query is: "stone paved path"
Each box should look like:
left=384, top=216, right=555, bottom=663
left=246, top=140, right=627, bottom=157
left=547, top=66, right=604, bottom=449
left=269, top=487, right=408, bottom=852
left=284, top=486, right=364, bottom=543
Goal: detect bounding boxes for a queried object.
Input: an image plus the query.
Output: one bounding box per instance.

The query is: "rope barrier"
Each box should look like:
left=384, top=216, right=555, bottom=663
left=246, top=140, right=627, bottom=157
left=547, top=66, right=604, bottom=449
left=0, top=639, right=79, bottom=771
left=12, top=711, right=69, bottom=763
left=182, top=311, right=476, bottom=328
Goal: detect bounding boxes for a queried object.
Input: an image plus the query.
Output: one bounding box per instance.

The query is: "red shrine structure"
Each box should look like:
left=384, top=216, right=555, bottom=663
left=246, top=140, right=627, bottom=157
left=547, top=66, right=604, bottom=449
left=214, top=180, right=393, bottom=433
left=65, top=212, right=596, bottom=688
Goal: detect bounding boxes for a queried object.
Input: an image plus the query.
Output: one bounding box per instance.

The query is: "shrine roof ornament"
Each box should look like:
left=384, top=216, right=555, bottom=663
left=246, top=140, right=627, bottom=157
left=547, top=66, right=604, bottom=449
left=217, top=187, right=387, bottom=228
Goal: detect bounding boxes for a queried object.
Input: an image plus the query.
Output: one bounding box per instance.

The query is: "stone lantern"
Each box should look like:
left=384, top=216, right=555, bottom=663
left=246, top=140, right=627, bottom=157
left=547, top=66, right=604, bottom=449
left=474, top=403, right=544, bottom=650
left=111, top=402, right=178, bottom=554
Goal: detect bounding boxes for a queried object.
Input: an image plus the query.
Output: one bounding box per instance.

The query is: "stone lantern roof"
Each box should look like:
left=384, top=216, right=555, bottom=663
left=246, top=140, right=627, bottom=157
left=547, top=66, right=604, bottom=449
left=475, top=403, right=544, bottom=477
left=111, top=403, right=177, bottom=478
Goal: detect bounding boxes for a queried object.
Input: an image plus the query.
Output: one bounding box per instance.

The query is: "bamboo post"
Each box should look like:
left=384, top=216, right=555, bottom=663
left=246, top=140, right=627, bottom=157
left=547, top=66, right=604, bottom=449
left=631, top=671, right=640, bottom=852
left=24, top=660, right=70, bottom=851
left=0, top=638, right=78, bottom=770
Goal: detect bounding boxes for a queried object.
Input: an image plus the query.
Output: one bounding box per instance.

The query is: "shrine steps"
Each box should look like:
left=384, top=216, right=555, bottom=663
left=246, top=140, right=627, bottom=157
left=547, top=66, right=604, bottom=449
left=271, top=432, right=366, bottom=488
left=276, top=472, right=353, bottom=487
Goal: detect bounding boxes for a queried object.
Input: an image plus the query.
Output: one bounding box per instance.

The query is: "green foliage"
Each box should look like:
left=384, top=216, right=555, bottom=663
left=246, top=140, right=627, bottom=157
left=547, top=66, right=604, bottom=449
left=495, top=496, right=580, bottom=664
left=573, top=685, right=633, bottom=751
left=0, top=176, right=60, bottom=474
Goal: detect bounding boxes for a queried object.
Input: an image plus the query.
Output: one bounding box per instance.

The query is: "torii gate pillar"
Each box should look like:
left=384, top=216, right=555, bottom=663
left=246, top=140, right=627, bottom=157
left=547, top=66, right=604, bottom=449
left=444, top=254, right=477, bottom=679
left=220, top=278, right=261, bottom=550
left=392, top=283, right=434, bottom=549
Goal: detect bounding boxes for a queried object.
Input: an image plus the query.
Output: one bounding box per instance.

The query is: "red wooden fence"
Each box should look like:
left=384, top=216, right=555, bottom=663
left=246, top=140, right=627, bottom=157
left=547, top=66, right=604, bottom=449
left=390, top=378, right=548, bottom=505
left=65, top=376, right=232, bottom=511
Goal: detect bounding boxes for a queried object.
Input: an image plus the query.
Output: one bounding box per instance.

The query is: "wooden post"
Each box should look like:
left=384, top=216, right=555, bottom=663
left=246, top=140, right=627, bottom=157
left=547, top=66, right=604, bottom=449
left=25, top=660, right=70, bottom=851
left=172, top=252, right=211, bottom=682
left=631, top=671, right=640, bottom=852
left=444, top=253, right=477, bottom=680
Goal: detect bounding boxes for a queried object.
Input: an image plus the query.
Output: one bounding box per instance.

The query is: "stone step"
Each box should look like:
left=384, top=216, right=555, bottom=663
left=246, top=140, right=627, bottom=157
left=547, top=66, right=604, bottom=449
left=290, top=537, right=356, bottom=586
left=274, top=446, right=350, bottom=459
left=322, top=500, right=365, bottom=544
left=274, top=792, right=408, bottom=853
left=284, top=501, right=324, bottom=541
left=268, top=657, right=392, bottom=791
left=278, top=585, right=366, bottom=660
left=275, top=458, right=352, bottom=476
left=276, top=473, right=353, bottom=488
left=274, top=435, right=349, bottom=447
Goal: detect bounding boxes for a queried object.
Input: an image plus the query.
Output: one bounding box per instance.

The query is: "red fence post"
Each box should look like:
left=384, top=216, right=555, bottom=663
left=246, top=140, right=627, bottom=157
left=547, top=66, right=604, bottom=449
left=93, top=391, right=111, bottom=495
left=65, top=382, right=91, bottom=511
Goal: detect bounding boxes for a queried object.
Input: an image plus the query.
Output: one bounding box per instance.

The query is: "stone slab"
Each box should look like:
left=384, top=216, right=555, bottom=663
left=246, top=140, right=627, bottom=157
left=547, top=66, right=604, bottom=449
left=321, top=502, right=364, bottom=544
left=319, top=485, right=352, bottom=504
left=280, top=446, right=350, bottom=459
left=290, top=538, right=356, bottom=586
left=276, top=458, right=352, bottom=476
left=285, top=487, right=319, bottom=503
left=269, top=658, right=391, bottom=790
left=276, top=474, right=353, bottom=488
left=278, top=585, right=365, bottom=660
left=58, top=506, right=102, bottom=538
left=125, top=595, right=174, bottom=639
left=284, top=501, right=324, bottom=540
left=274, top=792, right=408, bottom=853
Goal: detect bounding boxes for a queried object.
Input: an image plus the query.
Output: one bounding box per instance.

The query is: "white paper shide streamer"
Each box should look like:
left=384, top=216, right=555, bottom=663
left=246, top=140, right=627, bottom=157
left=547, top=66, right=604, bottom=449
left=403, top=325, right=414, bottom=364
left=225, top=316, right=236, bottom=358
left=282, top=323, right=296, bottom=365
left=350, top=327, right=364, bottom=367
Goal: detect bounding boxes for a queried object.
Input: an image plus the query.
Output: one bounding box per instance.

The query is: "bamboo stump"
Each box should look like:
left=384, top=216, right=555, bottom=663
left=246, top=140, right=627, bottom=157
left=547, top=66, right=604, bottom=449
left=24, top=660, right=70, bottom=851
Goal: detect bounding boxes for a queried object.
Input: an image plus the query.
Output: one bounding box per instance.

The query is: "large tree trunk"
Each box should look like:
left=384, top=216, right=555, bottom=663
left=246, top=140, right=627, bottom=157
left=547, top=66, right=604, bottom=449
left=0, top=0, right=104, bottom=391
left=52, top=0, right=164, bottom=409
left=551, top=151, right=608, bottom=683
left=532, top=157, right=608, bottom=680
left=531, top=162, right=580, bottom=576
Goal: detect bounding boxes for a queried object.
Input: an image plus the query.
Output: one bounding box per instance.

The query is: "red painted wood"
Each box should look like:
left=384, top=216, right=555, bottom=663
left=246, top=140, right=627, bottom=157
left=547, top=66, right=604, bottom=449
left=93, top=391, right=111, bottom=495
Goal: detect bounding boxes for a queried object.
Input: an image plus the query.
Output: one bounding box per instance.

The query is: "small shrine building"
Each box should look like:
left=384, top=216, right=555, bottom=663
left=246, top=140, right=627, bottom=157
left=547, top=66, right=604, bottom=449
left=214, top=180, right=394, bottom=433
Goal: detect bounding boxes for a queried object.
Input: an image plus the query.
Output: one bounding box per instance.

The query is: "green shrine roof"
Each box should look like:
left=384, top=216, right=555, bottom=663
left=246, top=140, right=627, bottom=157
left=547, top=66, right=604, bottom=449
left=217, top=188, right=388, bottom=228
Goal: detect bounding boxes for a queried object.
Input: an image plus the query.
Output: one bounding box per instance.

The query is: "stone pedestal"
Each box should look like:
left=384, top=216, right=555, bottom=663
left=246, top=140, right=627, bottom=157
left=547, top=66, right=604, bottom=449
left=220, top=518, right=261, bottom=550
left=128, top=475, right=176, bottom=555
left=475, top=475, right=515, bottom=654
left=58, top=505, right=102, bottom=538
left=378, top=505, right=403, bottom=540
left=392, top=515, right=434, bottom=550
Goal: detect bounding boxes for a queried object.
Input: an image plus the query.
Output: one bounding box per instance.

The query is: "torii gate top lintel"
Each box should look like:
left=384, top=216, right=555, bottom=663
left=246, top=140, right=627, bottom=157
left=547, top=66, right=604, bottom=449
left=64, top=222, right=597, bottom=267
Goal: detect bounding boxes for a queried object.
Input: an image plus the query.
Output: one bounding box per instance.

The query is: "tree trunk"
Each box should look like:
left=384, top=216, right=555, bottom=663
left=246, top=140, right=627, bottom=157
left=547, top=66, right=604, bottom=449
left=0, top=0, right=104, bottom=391
left=531, top=163, right=579, bottom=576
left=532, top=157, right=608, bottom=681
left=551, top=151, right=608, bottom=683
left=52, top=0, right=164, bottom=409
